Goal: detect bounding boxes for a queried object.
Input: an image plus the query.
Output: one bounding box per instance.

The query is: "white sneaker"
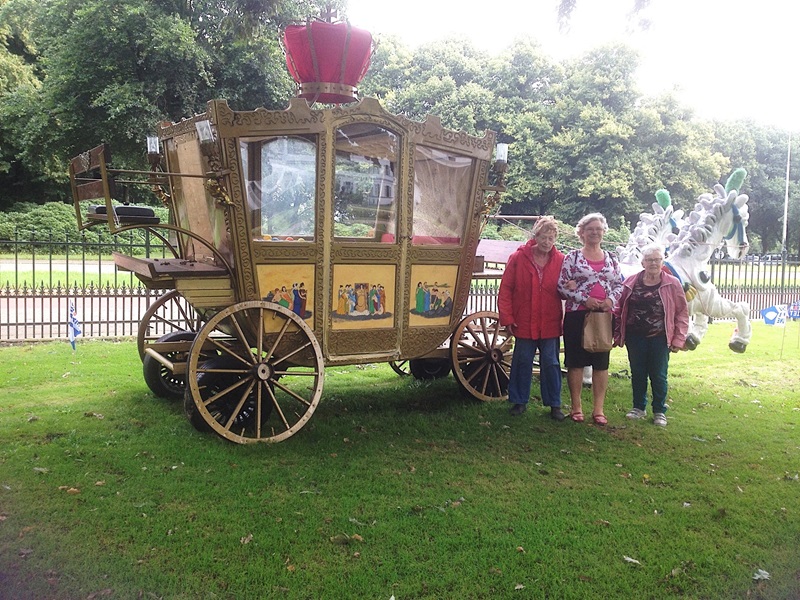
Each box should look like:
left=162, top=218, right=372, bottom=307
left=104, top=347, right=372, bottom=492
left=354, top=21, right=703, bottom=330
left=626, top=408, right=646, bottom=420
left=653, top=413, right=667, bottom=427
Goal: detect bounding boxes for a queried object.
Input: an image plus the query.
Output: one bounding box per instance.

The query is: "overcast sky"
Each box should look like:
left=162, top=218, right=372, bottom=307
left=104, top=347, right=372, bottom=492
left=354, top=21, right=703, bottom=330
left=347, top=0, right=799, bottom=131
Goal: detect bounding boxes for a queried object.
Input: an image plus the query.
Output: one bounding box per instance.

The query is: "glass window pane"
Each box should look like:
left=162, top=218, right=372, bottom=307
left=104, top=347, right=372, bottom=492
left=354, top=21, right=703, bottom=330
left=334, top=124, right=398, bottom=242
left=412, top=146, right=474, bottom=245
left=241, top=135, right=316, bottom=241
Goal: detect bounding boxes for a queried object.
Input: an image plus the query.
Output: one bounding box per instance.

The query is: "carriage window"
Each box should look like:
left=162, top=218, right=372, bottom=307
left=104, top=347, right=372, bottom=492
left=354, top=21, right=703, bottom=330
left=241, top=135, right=316, bottom=241
left=412, top=146, right=474, bottom=245
left=334, top=124, right=398, bottom=241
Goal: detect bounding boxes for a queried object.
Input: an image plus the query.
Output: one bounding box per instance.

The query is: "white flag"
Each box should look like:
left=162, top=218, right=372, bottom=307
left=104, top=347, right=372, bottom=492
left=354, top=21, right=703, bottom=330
left=68, top=301, right=82, bottom=350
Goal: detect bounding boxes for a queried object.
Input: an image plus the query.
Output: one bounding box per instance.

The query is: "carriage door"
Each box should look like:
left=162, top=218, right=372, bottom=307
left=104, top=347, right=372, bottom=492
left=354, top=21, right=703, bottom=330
left=326, top=122, right=402, bottom=360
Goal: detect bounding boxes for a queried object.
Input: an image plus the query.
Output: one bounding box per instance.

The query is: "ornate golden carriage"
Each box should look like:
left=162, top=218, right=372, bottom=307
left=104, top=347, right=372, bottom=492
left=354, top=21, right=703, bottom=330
left=69, top=50, right=512, bottom=444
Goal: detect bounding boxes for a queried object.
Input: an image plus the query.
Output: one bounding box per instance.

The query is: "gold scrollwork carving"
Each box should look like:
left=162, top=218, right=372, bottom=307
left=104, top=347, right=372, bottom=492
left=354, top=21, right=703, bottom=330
left=408, top=248, right=463, bottom=263
left=329, top=330, right=398, bottom=356
left=401, top=327, right=454, bottom=358
left=253, top=245, right=318, bottom=261
left=331, top=247, right=402, bottom=262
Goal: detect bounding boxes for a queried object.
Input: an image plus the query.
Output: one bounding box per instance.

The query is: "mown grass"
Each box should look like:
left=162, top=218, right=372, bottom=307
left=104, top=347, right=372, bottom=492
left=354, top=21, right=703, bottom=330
left=1, top=322, right=799, bottom=599
left=1, top=269, right=137, bottom=289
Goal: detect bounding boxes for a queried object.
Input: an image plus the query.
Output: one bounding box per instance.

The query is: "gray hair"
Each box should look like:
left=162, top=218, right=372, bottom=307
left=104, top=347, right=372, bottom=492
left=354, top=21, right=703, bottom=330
left=640, top=243, right=665, bottom=260
left=575, top=213, right=608, bottom=237
left=531, top=215, right=559, bottom=238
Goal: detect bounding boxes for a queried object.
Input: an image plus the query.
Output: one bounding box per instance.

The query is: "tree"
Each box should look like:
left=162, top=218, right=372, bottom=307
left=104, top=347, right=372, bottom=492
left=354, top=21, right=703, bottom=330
left=527, top=44, right=645, bottom=224
left=358, top=35, right=413, bottom=102
left=0, top=0, right=46, bottom=202
left=558, top=0, right=652, bottom=32
left=712, top=121, right=800, bottom=254
left=627, top=95, right=728, bottom=219
left=0, top=0, right=334, bottom=208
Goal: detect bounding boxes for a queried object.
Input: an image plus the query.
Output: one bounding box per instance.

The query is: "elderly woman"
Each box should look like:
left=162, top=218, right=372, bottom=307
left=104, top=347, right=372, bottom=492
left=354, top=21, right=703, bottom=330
left=557, top=213, right=623, bottom=425
left=613, top=244, right=689, bottom=427
left=498, top=216, right=566, bottom=419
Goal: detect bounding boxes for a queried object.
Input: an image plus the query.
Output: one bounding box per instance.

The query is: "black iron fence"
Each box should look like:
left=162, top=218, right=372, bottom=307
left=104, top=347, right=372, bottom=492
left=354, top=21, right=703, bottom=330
left=1, top=230, right=799, bottom=343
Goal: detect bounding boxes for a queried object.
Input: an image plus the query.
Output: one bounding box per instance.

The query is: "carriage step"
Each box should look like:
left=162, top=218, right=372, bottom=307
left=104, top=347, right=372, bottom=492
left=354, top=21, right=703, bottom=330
left=175, top=278, right=235, bottom=309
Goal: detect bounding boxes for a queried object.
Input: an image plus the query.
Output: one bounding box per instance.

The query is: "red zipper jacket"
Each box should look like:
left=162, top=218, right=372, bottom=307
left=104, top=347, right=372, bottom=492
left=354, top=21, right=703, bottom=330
left=498, top=240, right=565, bottom=340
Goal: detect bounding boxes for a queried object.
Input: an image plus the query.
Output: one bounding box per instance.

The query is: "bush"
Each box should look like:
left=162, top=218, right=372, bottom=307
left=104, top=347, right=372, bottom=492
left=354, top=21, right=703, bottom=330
left=0, top=200, right=169, bottom=254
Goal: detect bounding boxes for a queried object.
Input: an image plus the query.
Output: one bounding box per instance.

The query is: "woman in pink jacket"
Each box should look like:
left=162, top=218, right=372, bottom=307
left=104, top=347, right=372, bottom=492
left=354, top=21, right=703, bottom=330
left=613, top=244, right=689, bottom=427
left=498, top=217, right=566, bottom=420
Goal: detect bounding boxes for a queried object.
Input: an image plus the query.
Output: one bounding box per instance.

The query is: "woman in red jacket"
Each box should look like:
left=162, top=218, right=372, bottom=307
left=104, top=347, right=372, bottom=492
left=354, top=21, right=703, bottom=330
left=498, top=216, right=566, bottom=419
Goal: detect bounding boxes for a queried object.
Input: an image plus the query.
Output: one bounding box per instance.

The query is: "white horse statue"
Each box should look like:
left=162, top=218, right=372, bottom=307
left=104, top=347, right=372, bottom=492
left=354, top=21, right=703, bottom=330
left=619, top=169, right=752, bottom=353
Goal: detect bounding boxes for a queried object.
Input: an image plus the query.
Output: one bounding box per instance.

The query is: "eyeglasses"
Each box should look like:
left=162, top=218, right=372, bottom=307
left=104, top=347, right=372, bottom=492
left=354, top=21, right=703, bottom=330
left=643, top=257, right=663, bottom=263
left=583, top=228, right=604, bottom=233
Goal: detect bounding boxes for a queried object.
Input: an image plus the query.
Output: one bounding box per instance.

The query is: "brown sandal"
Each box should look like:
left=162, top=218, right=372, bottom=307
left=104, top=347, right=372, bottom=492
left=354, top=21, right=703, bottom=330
left=570, top=412, right=585, bottom=423
left=592, top=414, right=608, bottom=426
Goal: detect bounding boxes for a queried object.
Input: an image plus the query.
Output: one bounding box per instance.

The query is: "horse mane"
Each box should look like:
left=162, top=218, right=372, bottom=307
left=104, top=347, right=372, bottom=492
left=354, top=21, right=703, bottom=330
left=670, top=184, right=749, bottom=258
left=617, top=203, right=680, bottom=264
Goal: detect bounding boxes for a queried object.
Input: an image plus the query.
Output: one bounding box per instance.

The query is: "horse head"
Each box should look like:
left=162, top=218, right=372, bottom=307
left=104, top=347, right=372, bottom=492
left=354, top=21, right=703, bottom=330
left=671, top=180, right=750, bottom=263
left=721, top=188, right=750, bottom=260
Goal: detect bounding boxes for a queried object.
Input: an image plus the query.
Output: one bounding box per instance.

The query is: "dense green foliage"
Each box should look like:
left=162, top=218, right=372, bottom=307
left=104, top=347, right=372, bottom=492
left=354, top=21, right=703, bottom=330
left=0, top=0, right=798, bottom=252
left=0, top=200, right=169, bottom=253
left=0, top=0, right=336, bottom=202
left=360, top=35, right=799, bottom=252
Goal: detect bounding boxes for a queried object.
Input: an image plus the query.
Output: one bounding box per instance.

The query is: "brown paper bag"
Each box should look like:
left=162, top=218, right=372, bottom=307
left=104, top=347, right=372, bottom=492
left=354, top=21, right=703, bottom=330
left=582, top=311, right=613, bottom=353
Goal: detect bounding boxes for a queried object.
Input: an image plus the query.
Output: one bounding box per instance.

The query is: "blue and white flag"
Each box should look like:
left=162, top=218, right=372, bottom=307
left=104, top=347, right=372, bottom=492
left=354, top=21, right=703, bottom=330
left=761, top=304, right=788, bottom=326
left=68, top=300, right=82, bottom=349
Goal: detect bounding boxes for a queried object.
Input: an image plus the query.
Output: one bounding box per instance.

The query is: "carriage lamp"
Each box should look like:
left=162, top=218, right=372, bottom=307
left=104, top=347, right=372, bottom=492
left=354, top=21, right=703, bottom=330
left=146, top=136, right=161, bottom=170
left=481, top=143, right=509, bottom=215
left=495, top=143, right=508, bottom=166
left=493, top=143, right=509, bottom=187
left=147, top=136, right=160, bottom=155
left=195, top=119, right=220, bottom=164
left=193, top=119, right=230, bottom=204
left=195, top=120, right=215, bottom=144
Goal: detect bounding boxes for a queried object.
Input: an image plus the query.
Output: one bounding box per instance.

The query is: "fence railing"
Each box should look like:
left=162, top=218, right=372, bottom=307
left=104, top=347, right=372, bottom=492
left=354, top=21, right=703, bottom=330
left=2, top=230, right=799, bottom=343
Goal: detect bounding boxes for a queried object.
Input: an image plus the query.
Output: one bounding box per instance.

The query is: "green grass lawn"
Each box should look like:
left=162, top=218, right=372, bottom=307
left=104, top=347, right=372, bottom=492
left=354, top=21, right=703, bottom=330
left=1, top=269, right=138, bottom=289
left=1, top=322, right=799, bottom=599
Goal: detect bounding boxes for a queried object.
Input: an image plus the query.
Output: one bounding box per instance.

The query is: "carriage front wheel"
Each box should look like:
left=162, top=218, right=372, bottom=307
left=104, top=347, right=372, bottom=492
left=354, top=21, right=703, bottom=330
left=449, top=311, right=512, bottom=402
left=184, top=301, right=324, bottom=444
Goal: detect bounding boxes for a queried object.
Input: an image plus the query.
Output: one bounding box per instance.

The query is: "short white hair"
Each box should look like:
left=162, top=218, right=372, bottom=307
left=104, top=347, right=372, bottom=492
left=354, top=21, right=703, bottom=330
left=575, top=213, right=608, bottom=237
left=640, top=243, right=665, bottom=260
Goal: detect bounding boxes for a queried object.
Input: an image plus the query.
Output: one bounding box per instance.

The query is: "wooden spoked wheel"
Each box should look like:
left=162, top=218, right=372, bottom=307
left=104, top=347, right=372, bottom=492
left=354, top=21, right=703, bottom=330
left=137, top=290, right=203, bottom=360
left=388, top=360, right=410, bottom=376
left=184, top=301, right=324, bottom=444
left=450, top=311, right=512, bottom=402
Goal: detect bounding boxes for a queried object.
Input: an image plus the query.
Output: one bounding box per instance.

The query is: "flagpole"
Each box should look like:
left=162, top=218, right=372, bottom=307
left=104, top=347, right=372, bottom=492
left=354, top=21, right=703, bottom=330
left=780, top=133, right=791, bottom=359
left=782, top=133, right=791, bottom=257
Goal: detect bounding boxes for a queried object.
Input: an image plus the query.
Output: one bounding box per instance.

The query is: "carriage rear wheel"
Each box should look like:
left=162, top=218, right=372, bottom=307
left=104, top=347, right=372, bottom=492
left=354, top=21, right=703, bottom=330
left=388, top=360, right=411, bottom=377
left=449, top=311, right=512, bottom=402
left=409, top=358, right=451, bottom=380
left=137, top=290, right=203, bottom=361
left=142, top=331, right=197, bottom=400
left=184, top=301, right=324, bottom=444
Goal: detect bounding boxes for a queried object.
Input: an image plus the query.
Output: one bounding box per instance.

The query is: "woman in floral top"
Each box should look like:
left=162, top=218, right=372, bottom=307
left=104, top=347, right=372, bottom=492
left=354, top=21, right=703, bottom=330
left=557, top=213, right=623, bottom=425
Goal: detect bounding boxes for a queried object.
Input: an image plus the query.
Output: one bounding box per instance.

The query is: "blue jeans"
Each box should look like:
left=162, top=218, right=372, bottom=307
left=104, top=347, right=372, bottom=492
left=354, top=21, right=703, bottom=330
left=508, top=337, right=562, bottom=407
left=625, top=333, right=670, bottom=414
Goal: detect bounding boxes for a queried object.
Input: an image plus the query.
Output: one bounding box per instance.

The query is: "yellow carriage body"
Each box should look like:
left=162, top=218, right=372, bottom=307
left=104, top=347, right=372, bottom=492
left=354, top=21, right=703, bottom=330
left=160, top=98, right=494, bottom=363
